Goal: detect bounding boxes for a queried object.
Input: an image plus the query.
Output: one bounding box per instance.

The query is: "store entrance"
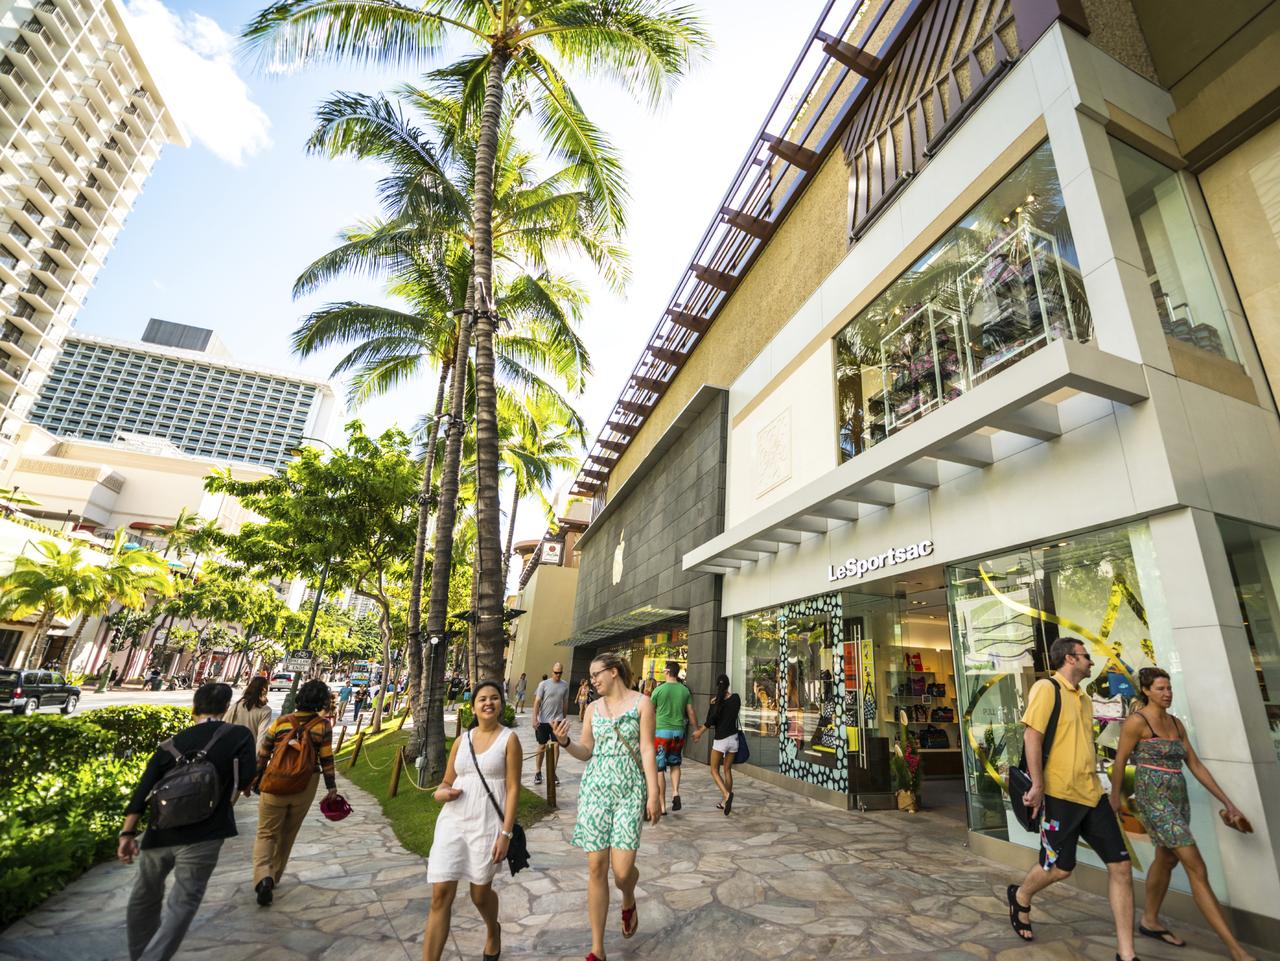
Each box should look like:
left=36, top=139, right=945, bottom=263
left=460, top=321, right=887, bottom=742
left=840, top=567, right=967, bottom=824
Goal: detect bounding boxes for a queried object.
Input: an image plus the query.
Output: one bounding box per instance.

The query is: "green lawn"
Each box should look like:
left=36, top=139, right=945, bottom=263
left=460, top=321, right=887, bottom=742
left=334, top=723, right=551, bottom=857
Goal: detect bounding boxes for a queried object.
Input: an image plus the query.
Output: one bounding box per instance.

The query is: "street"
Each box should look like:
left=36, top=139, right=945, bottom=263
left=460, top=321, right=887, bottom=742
left=69, top=687, right=294, bottom=713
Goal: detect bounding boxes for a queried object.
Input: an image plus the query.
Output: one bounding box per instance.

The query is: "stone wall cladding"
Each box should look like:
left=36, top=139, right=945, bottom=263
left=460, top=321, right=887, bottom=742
left=572, top=392, right=728, bottom=722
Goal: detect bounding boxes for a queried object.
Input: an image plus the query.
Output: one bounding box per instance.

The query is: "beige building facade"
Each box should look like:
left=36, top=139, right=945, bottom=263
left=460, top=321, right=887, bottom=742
left=567, top=0, right=1280, bottom=946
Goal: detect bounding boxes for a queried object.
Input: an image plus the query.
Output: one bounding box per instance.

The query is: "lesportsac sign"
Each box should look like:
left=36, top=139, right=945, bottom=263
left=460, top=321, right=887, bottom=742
left=827, top=540, right=935, bottom=582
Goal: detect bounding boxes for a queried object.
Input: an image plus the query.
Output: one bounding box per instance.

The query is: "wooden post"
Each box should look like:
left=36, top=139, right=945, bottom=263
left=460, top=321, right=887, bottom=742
left=388, top=747, right=404, bottom=798
left=335, top=724, right=349, bottom=755
left=454, top=712, right=462, bottom=738
left=354, top=711, right=364, bottom=734
left=545, top=743, right=558, bottom=809
left=396, top=705, right=411, bottom=731
left=347, top=731, right=366, bottom=770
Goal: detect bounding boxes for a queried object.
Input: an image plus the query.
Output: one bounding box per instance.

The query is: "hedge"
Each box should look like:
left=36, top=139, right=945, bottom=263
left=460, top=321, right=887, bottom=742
left=0, top=705, right=193, bottom=928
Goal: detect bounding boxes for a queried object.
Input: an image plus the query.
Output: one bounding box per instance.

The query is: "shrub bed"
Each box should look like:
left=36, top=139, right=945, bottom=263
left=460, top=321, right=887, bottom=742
left=0, top=705, right=192, bottom=928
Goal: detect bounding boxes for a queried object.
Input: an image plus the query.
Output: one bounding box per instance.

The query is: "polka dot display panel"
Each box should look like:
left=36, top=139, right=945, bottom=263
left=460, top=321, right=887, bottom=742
left=777, top=593, right=849, bottom=795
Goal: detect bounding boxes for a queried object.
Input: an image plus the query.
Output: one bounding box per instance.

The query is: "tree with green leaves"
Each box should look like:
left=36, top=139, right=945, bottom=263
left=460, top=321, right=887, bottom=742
left=0, top=541, right=105, bottom=670
left=243, top=0, right=707, bottom=701
left=205, top=422, right=420, bottom=732
left=294, top=86, right=607, bottom=765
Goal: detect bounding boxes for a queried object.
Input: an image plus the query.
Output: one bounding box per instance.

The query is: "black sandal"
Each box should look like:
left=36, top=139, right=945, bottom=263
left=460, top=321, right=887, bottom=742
left=723, top=792, right=734, bottom=815
left=1007, top=884, right=1033, bottom=941
left=1139, top=924, right=1185, bottom=947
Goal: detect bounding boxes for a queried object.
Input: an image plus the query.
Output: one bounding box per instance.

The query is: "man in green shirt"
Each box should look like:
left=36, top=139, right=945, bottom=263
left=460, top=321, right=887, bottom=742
left=650, top=660, right=698, bottom=814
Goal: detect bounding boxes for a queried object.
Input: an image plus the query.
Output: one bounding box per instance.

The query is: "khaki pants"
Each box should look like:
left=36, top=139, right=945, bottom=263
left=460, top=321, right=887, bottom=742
left=253, top=773, right=319, bottom=884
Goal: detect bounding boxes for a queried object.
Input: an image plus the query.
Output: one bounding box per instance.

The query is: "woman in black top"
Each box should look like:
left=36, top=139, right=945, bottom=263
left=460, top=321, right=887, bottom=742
left=692, top=674, right=740, bottom=814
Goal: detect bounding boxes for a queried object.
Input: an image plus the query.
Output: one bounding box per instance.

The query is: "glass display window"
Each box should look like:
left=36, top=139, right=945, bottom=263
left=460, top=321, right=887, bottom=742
left=835, top=140, right=1092, bottom=461
left=1110, top=137, right=1237, bottom=361
left=1219, top=518, right=1280, bottom=762
left=947, top=524, right=1226, bottom=895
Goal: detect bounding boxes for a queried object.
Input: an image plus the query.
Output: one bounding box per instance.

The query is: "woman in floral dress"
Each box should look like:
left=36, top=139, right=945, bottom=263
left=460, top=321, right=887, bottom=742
left=552, top=652, right=660, bottom=961
left=1111, top=668, right=1256, bottom=961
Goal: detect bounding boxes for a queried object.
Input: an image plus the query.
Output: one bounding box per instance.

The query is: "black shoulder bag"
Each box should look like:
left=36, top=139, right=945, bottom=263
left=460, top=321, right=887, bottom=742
left=467, top=731, right=530, bottom=876
left=1007, top=678, right=1062, bottom=833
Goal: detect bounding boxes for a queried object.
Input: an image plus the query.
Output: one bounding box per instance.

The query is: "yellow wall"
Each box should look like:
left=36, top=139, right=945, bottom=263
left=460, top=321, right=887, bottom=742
left=507, top=563, right=579, bottom=685
left=609, top=148, right=851, bottom=493
left=1199, top=119, right=1280, bottom=401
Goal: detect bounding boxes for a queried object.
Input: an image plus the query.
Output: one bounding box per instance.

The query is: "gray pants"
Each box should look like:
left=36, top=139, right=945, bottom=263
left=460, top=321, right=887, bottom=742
left=126, top=838, right=223, bottom=961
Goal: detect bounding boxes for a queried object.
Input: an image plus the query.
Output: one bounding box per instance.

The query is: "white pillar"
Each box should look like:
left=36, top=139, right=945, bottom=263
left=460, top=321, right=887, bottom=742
left=1146, top=507, right=1280, bottom=922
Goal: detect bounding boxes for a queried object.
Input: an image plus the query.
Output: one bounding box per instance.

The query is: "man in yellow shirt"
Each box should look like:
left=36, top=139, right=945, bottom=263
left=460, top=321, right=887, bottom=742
left=1006, top=637, right=1135, bottom=961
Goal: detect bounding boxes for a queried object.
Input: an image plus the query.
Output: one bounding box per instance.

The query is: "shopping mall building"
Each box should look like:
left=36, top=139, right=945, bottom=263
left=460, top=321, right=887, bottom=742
left=559, top=0, right=1280, bottom=942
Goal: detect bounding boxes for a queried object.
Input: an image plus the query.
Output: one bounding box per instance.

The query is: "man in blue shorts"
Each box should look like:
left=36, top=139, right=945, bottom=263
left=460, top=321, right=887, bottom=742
left=650, top=660, right=698, bottom=814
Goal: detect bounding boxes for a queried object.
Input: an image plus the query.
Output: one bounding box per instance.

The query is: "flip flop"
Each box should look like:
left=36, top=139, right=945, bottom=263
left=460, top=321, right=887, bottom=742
left=723, top=791, right=734, bottom=815
left=621, top=902, right=638, bottom=938
left=1139, top=925, right=1185, bottom=947
left=1007, top=884, right=1033, bottom=942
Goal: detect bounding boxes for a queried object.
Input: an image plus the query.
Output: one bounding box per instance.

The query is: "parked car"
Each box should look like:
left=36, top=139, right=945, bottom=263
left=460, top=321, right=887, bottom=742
left=0, top=669, right=81, bottom=715
left=268, top=671, right=295, bottom=692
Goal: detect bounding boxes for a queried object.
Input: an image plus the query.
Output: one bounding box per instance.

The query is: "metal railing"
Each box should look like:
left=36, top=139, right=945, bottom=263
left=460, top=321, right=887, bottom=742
left=841, top=220, right=1092, bottom=456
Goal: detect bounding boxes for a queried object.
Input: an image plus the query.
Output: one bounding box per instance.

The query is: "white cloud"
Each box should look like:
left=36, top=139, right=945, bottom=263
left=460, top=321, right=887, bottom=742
left=121, top=0, right=272, bottom=166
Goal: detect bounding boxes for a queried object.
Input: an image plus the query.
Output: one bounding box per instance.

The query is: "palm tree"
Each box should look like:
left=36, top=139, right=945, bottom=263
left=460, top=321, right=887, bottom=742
left=0, top=541, right=105, bottom=670
left=294, top=87, right=610, bottom=770
left=498, top=390, right=581, bottom=581
left=243, top=0, right=707, bottom=686
left=61, top=530, right=172, bottom=673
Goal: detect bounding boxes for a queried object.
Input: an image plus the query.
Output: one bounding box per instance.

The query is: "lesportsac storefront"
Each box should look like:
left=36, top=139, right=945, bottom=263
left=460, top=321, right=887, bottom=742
left=669, top=2, right=1280, bottom=944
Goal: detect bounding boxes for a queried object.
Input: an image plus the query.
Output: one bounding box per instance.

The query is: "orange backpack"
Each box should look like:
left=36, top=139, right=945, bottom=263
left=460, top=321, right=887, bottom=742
left=260, top=715, right=323, bottom=795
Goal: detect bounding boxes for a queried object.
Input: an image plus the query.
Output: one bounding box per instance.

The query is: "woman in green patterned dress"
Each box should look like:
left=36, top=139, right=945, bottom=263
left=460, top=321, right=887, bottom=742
left=1111, top=668, right=1256, bottom=961
left=552, top=652, right=660, bottom=961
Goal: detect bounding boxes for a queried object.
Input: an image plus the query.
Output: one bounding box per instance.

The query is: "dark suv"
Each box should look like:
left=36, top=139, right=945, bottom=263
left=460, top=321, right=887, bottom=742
left=0, top=669, right=81, bottom=715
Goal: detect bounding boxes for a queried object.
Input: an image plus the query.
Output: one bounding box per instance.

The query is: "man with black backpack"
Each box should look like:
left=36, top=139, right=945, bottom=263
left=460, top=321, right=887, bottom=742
left=117, top=682, right=255, bottom=961
left=1005, top=637, right=1136, bottom=961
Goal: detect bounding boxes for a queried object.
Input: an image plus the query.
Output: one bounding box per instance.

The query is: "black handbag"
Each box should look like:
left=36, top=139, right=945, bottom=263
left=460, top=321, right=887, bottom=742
left=467, top=732, right=530, bottom=876
left=1008, top=678, right=1061, bottom=833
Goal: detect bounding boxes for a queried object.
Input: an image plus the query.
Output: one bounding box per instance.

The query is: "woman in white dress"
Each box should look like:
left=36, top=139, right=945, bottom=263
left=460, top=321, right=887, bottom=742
left=424, top=680, right=522, bottom=961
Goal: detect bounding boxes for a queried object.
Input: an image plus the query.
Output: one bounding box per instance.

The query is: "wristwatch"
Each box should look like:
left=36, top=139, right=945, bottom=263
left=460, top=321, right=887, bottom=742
left=118, top=829, right=138, bottom=838
left=500, top=829, right=514, bottom=840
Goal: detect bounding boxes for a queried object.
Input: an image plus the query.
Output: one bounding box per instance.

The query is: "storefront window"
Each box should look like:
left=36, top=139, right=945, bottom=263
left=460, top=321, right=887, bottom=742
left=737, top=609, right=782, bottom=773
left=1110, top=137, right=1237, bottom=361
left=597, top=628, right=688, bottom=694
left=1219, top=518, right=1280, bottom=761
left=835, top=141, right=1091, bottom=461
left=947, top=524, right=1224, bottom=894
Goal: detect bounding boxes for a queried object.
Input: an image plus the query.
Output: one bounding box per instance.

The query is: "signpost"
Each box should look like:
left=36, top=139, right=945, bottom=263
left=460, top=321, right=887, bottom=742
left=284, top=653, right=313, bottom=673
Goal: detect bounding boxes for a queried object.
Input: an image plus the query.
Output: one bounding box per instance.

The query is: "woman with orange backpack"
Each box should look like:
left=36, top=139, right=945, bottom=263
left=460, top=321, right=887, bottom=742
left=248, top=679, right=338, bottom=906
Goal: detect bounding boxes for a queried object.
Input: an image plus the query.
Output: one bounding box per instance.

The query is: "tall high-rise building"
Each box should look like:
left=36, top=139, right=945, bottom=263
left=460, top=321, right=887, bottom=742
left=0, top=0, right=184, bottom=470
left=30, top=321, right=341, bottom=469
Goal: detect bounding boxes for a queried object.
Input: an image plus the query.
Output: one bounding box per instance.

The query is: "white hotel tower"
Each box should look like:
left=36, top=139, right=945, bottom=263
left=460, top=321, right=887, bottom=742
left=0, top=0, right=183, bottom=475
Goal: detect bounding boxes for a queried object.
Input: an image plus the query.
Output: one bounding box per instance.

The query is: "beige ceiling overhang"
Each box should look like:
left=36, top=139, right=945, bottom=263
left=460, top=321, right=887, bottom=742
left=683, top=339, right=1149, bottom=574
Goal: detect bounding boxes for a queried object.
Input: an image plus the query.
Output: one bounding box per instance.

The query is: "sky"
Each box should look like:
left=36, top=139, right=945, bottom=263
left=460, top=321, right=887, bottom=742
left=78, top=0, right=828, bottom=554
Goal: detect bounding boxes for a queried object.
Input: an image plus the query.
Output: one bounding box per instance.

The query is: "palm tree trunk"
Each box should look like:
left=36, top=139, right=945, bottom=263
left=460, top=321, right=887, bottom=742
left=370, top=583, right=393, bottom=734
left=405, top=356, right=452, bottom=756
left=59, top=612, right=93, bottom=674
left=16, top=608, right=54, bottom=670
left=471, top=50, right=512, bottom=686
left=415, top=280, right=476, bottom=778
left=502, top=487, right=520, bottom=586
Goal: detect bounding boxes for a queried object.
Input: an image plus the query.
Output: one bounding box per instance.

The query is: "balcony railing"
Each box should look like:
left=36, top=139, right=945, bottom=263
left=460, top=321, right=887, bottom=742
left=838, top=220, right=1092, bottom=459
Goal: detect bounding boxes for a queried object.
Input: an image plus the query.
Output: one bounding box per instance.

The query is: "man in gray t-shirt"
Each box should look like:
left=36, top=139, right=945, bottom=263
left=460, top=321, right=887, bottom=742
left=532, top=662, right=569, bottom=785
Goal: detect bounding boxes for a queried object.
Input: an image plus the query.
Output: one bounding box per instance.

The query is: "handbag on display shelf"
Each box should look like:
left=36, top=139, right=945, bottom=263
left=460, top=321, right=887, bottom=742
left=909, top=677, right=927, bottom=696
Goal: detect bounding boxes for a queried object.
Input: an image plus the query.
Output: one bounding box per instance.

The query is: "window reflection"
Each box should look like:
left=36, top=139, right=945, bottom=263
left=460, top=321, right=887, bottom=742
left=835, top=141, right=1091, bottom=461
left=1110, top=138, right=1236, bottom=360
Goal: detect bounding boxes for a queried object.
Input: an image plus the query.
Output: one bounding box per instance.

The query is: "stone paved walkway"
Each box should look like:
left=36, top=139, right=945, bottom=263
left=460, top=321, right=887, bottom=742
left=1, top=716, right=1273, bottom=961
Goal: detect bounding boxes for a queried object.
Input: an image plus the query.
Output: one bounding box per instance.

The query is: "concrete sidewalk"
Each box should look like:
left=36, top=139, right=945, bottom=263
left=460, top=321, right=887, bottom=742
left=1, top=715, right=1272, bottom=961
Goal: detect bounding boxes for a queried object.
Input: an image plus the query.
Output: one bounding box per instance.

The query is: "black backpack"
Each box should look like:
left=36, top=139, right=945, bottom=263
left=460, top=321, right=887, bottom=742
left=1008, top=678, right=1062, bottom=832
left=147, top=723, right=234, bottom=830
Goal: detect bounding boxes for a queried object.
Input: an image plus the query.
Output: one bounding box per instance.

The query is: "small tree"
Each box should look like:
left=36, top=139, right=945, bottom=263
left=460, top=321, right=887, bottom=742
left=0, top=541, right=104, bottom=670
left=205, top=422, right=420, bottom=732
